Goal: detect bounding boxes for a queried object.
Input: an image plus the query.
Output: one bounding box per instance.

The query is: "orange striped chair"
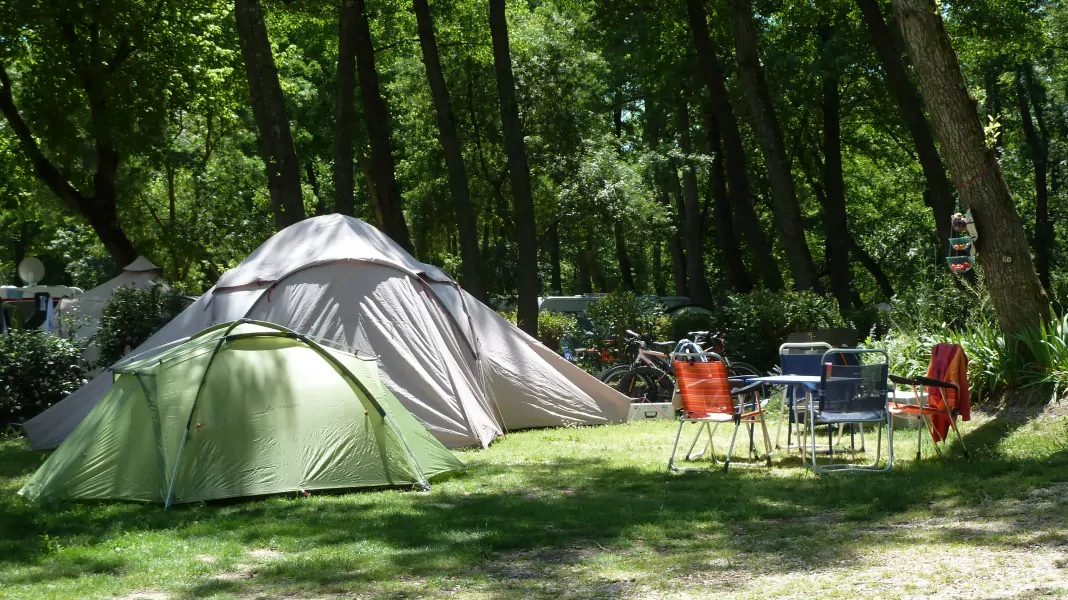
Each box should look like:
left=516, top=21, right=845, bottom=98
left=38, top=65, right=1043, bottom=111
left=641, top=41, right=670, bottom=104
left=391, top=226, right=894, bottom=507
left=669, top=352, right=772, bottom=472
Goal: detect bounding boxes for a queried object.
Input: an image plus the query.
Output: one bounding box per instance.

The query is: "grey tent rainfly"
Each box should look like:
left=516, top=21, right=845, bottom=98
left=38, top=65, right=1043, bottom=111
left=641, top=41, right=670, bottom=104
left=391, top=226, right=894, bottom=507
left=23, top=214, right=631, bottom=451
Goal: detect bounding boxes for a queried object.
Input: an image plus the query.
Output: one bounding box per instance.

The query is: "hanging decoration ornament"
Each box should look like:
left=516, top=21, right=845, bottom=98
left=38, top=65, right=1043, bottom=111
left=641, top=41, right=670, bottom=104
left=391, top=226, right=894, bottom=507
left=946, top=209, right=976, bottom=274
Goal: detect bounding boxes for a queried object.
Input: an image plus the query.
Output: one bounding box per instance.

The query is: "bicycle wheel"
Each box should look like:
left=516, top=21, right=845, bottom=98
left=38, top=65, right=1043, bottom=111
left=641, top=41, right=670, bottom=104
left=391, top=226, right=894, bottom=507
left=598, top=364, right=632, bottom=387
left=617, top=366, right=674, bottom=404
left=728, top=361, right=762, bottom=378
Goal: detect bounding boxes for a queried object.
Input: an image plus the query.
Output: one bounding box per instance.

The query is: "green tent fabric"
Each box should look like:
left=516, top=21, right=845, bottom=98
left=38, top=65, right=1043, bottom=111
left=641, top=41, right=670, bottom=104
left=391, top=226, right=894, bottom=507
left=19, top=320, right=464, bottom=505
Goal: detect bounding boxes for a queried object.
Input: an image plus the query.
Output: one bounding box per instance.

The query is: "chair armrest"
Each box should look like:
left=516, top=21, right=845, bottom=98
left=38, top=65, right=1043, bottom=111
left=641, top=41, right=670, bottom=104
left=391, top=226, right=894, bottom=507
left=730, top=381, right=764, bottom=396
left=914, top=376, right=958, bottom=390
left=889, top=374, right=919, bottom=386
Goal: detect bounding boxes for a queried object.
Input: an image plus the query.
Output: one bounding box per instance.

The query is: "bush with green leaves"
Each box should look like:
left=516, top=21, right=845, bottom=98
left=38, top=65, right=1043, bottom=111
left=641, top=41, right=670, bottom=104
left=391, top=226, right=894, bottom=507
left=708, top=290, right=844, bottom=369
left=95, top=285, right=185, bottom=367
left=495, top=309, right=579, bottom=351
left=0, top=331, right=87, bottom=425
left=537, top=311, right=579, bottom=351
left=585, top=291, right=670, bottom=354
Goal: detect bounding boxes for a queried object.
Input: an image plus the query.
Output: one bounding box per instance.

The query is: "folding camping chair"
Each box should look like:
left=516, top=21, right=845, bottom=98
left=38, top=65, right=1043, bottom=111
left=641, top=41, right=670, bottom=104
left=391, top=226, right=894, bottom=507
left=889, top=344, right=970, bottom=460
left=669, top=351, right=772, bottom=472
left=776, top=342, right=832, bottom=451
left=806, top=348, right=893, bottom=474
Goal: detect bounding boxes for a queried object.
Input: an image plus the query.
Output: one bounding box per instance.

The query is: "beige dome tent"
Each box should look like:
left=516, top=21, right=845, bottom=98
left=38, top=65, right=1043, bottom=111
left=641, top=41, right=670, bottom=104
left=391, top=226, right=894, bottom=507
left=58, top=256, right=168, bottom=365
left=24, top=215, right=630, bottom=450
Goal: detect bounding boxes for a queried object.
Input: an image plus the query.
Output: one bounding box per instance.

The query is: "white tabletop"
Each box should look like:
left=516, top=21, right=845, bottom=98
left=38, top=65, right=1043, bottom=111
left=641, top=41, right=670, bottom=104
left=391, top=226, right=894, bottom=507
left=750, top=375, right=823, bottom=385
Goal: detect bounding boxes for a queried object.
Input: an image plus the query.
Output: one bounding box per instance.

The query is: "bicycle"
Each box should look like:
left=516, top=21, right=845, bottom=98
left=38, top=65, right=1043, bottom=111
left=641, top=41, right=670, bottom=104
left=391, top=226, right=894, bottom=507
left=598, top=330, right=675, bottom=388
left=615, top=331, right=763, bottom=404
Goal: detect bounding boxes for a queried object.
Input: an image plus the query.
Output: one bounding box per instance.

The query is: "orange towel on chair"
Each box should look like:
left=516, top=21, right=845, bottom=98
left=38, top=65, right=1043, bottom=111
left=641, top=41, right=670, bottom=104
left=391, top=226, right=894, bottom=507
left=927, top=344, right=970, bottom=442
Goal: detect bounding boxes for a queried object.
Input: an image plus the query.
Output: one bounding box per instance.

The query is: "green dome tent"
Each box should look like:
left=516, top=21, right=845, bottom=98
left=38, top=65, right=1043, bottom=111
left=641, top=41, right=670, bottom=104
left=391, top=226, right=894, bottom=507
left=19, top=320, right=463, bottom=506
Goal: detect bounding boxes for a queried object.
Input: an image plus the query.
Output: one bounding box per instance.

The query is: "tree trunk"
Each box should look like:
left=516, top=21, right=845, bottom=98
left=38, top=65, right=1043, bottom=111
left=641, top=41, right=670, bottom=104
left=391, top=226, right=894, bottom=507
left=414, top=0, right=485, bottom=300
left=820, top=29, right=854, bottom=316
left=612, top=102, right=636, bottom=291
left=684, top=0, right=784, bottom=291
left=893, top=0, right=1048, bottom=335
left=334, top=0, right=358, bottom=217
left=489, top=0, right=539, bottom=336
left=702, top=104, right=752, bottom=292
left=548, top=222, right=562, bottom=294
left=849, top=236, right=895, bottom=301
left=577, top=238, right=592, bottom=294
left=234, top=0, right=305, bottom=231
left=667, top=168, right=692, bottom=299
left=352, top=0, right=413, bottom=251
left=676, top=103, right=714, bottom=308
left=653, top=240, right=666, bottom=296
left=585, top=226, right=608, bottom=293
left=614, top=222, right=636, bottom=291
left=728, top=0, right=821, bottom=291
left=1015, top=65, right=1051, bottom=293
left=306, top=161, right=329, bottom=216
left=0, top=65, right=138, bottom=266
left=855, top=0, right=953, bottom=251
left=984, top=58, right=1005, bottom=154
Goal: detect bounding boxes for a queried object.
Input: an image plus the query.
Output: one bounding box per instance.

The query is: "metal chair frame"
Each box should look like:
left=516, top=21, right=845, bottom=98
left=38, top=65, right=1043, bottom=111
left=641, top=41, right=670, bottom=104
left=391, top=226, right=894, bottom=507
left=807, top=348, right=894, bottom=474
left=888, top=374, right=970, bottom=460
left=776, top=342, right=833, bottom=453
left=668, top=351, right=773, bottom=472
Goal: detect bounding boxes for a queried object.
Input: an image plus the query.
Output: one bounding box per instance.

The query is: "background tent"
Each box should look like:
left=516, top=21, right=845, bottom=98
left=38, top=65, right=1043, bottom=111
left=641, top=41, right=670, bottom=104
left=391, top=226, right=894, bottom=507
left=58, top=256, right=169, bottom=365
left=24, top=215, right=630, bottom=450
left=19, top=320, right=463, bottom=505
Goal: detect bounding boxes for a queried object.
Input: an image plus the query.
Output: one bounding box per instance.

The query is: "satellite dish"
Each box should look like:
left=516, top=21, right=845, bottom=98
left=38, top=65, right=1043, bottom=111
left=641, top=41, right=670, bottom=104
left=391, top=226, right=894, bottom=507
left=18, top=257, right=45, bottom=286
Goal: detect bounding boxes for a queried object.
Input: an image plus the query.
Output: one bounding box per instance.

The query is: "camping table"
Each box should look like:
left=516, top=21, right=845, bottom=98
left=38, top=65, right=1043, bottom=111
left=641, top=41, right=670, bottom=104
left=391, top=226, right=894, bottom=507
left=749, top=375, right=865, bottom=459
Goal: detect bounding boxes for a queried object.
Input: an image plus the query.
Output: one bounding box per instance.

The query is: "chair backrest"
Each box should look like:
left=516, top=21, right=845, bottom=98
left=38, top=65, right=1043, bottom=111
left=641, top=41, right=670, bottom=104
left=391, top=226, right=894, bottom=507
left=672, top=352, right=735, bottom=419
left=927, top=343, right=966, bottom=410
left=819, top=348, right=889, bottom=416
left=779, top=342, right=833, bottom=376
left=814, top=327, right=859, bottom=348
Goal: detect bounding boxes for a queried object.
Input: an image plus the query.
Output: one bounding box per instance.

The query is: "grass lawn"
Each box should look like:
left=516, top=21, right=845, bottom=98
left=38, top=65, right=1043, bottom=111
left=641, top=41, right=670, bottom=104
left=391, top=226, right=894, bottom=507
left=3, top=408, right=1068, bottom=599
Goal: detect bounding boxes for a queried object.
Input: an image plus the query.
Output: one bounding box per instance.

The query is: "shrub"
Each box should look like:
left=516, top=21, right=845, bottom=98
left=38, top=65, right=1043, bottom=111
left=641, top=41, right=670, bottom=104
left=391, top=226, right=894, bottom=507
left=882, top=274, right=994, bottom=335
left=708, top=290, right=843, bottom=370
left=537, top=311, right=579, bottom=351
left=95, top=284, right=184, bottom=367
left=0, top=331, right=87, bottom=425
left=667, top=305, right=716, bottom=342
left=585, top=291, right=668, bottom=353
left=494, top=309, right=580, bottom=351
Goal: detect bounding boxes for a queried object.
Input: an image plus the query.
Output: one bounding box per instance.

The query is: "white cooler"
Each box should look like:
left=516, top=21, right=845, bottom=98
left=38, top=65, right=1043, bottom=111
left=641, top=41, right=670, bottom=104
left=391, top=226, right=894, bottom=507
left=628, top=402, right=674, bottom=421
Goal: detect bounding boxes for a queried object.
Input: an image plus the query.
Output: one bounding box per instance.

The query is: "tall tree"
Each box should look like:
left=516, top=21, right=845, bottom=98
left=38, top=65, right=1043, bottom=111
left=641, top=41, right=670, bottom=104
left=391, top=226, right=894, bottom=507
left=234, top=0, right=305, bottom=231
left=1015, top=63, right=1052, bottom=293
left=684, top=0, right=784, bottom=290
left=0, top=66, right=138, bottom=265
left=489, top=0, right=539, bottom=335
left=819, top=25, right=854, bottom=314
left=728, top=0, right=821, bottom=291
left=702, top=103, right=752, bottom=292
left=676, top=102, right=714, bottom=307
left=413, top=0, right=485, bottom=300
left=855, top=0, right=954, bottom=251
left=893, top=0, right=1048, bottom=335
left=352, top=0, right=413, bottom=251
left=334, top=0, right=359, bottom=217
left=612, top=101, right=636, bottom=291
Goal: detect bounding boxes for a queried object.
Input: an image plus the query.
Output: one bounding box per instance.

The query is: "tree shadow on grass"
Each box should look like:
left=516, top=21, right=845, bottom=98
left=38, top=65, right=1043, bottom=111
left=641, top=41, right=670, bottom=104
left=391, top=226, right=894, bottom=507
left=2, top=424, right=1068, bottom=598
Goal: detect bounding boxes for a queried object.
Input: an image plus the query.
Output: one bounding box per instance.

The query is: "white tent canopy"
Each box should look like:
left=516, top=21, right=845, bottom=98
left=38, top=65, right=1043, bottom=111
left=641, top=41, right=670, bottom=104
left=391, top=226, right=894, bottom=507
left=24, top=215, right=630, bottom=450
left=58, top=256, right=168, bottom=365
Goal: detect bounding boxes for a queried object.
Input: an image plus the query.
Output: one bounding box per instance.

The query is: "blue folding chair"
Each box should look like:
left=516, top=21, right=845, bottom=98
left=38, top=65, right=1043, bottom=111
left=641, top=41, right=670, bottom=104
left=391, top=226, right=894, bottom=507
left=806, top=348, right=894, bottom=474
left=776, top=342, right=831, bottom=451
